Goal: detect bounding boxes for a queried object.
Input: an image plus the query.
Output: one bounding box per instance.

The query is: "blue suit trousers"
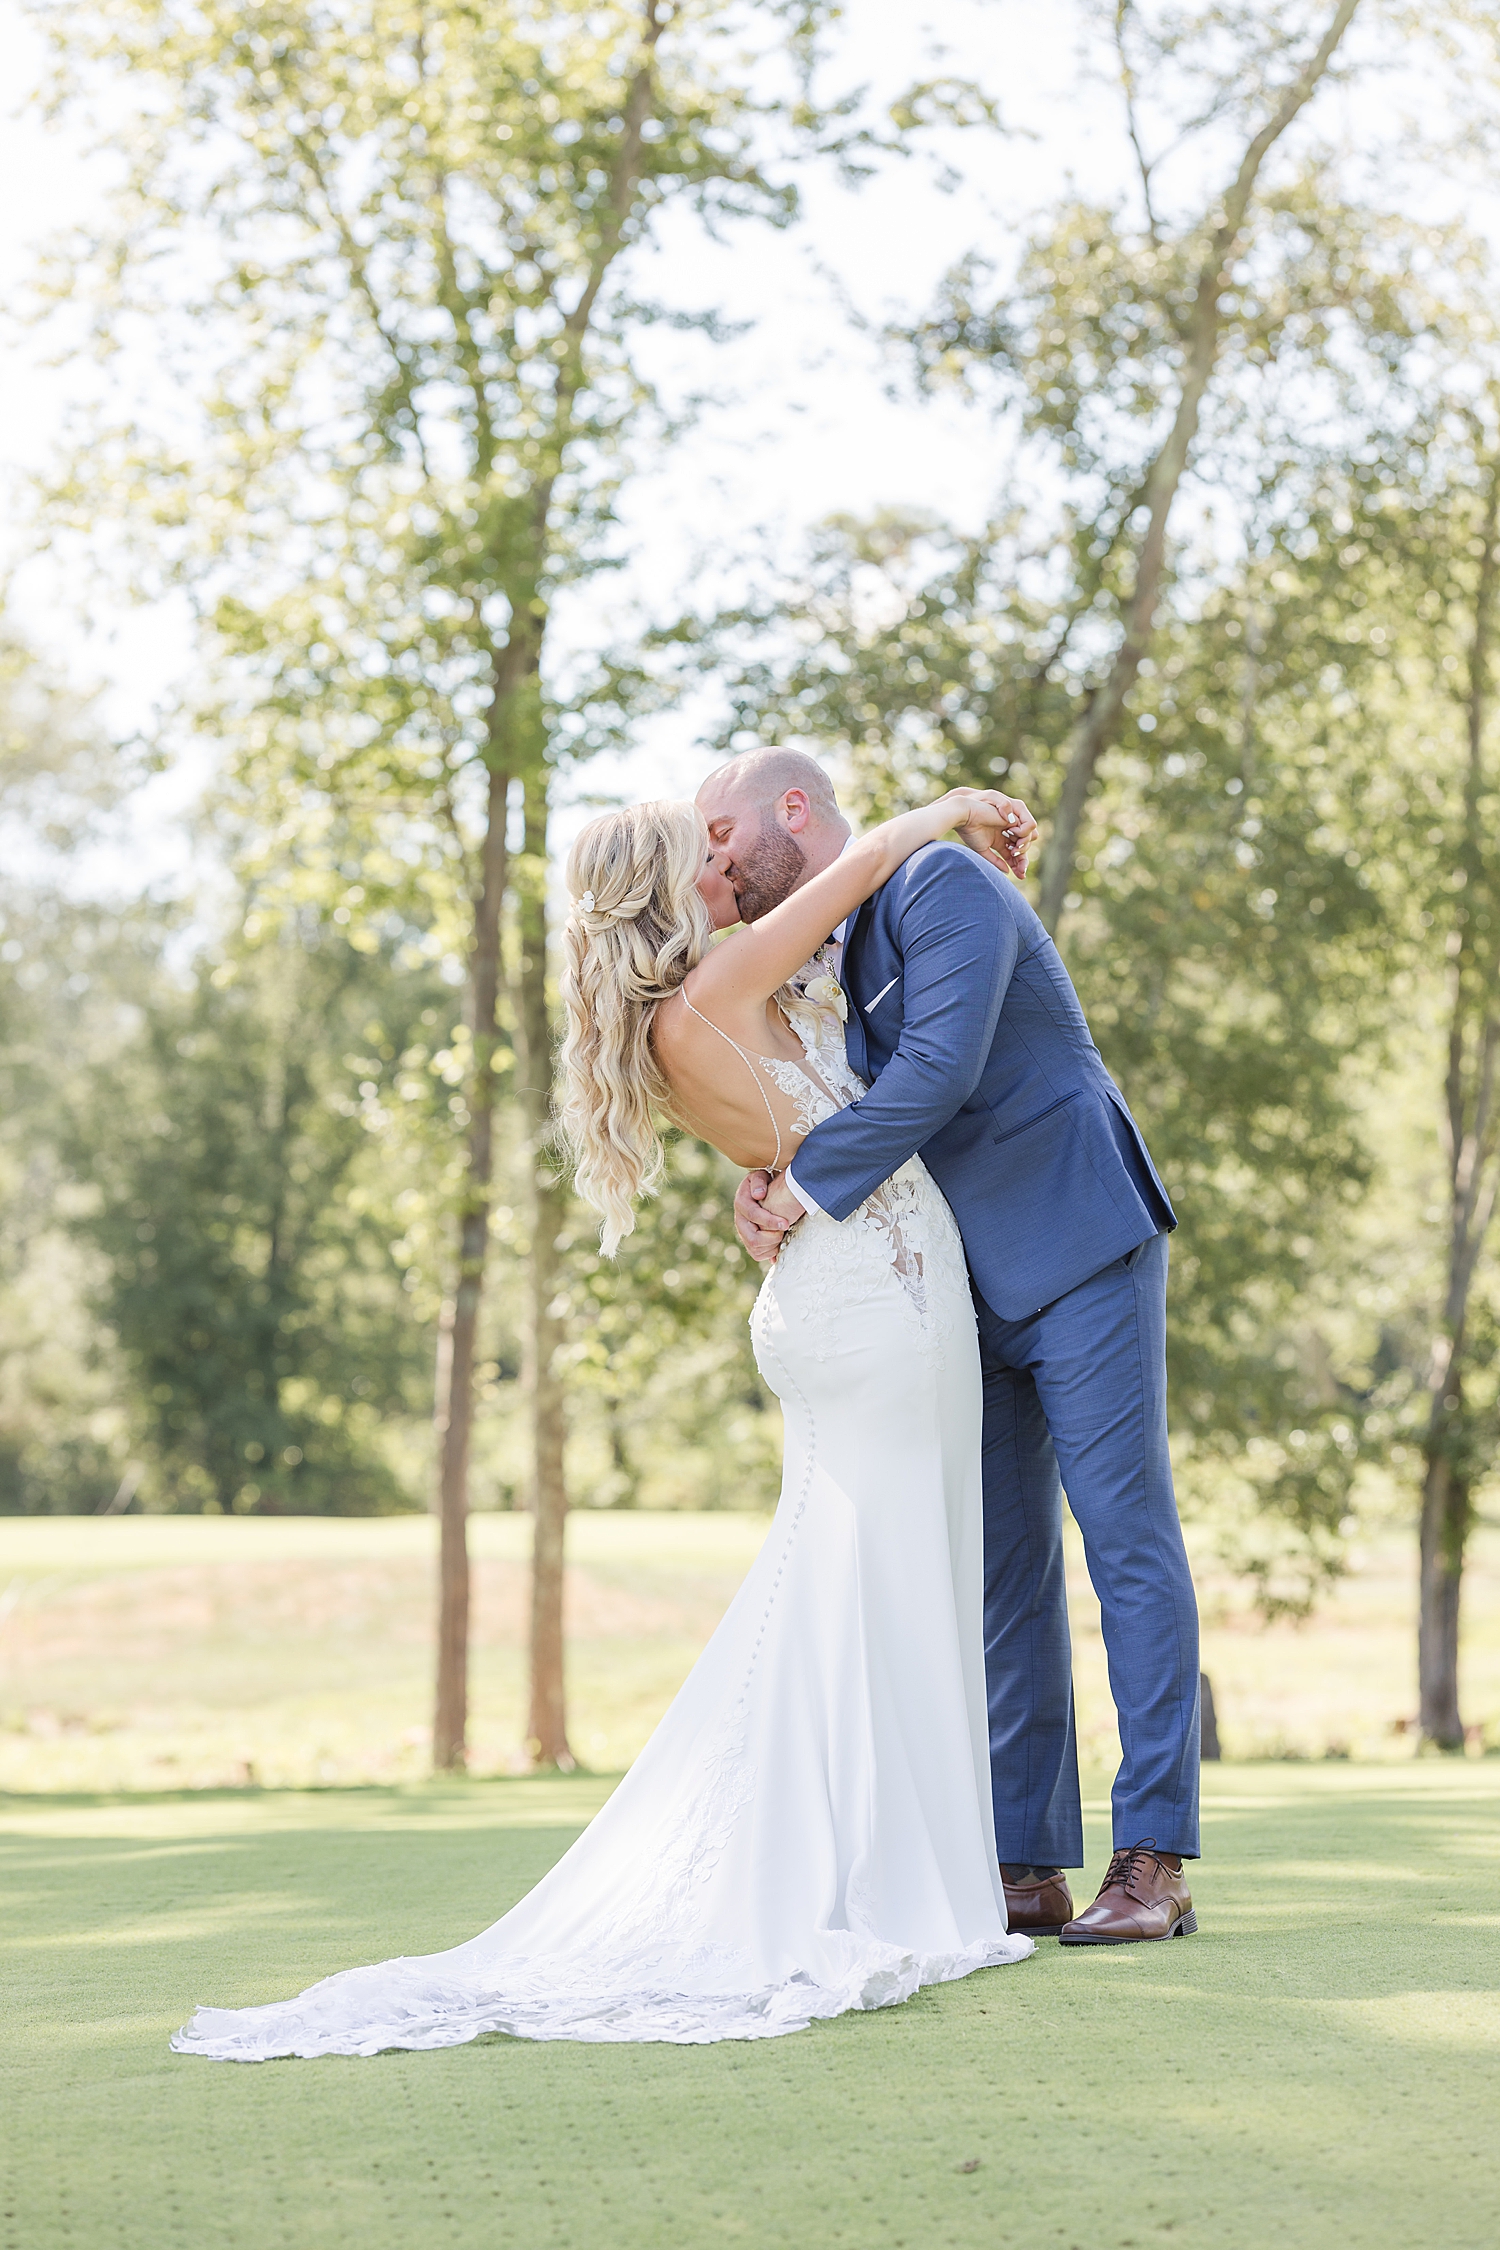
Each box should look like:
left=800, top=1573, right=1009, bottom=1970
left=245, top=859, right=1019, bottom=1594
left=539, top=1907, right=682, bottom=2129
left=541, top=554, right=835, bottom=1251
left=975, top=1229, right=1201, bottom=1863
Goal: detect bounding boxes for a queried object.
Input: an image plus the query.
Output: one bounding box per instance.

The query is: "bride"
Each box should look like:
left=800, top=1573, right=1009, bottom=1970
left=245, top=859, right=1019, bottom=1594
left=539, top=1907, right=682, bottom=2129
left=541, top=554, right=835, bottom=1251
left=172, top=782, right=1037, bottom=2058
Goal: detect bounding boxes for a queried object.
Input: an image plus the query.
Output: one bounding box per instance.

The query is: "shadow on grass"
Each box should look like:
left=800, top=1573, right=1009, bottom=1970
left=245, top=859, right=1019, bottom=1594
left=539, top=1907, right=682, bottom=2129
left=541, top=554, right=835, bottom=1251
left=0, top=1769, right=628, bottom=1811
left=4, top=1763, right=1496, bottom=2000
left=3, top=1766, right=1499, bottom=2250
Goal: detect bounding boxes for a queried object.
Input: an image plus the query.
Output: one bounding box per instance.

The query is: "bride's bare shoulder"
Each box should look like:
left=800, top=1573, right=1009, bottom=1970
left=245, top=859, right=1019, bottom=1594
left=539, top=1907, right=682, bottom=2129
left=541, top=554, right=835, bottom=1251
left=656, top=963, right=735, bottom=1044
left=649, top=988, right=705, bottom=1081
left=651, top=986, right=689, bottom=1049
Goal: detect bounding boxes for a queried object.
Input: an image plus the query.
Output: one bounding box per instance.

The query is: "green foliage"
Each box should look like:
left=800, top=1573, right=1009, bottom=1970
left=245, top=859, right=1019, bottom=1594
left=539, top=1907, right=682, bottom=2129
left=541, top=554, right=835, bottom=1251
left=696, top=355, right=1500, bottom=1615
left=60, top=924, right=447, bottom=1515
left=891, top=1, right=1457, bottom=792
left=556, top=1135, right=776, bottom=1512
left=34, top=0, right=844, bottom=891
left=0, top=643, right=149, bottom=1515
left=659, top=5, right=1500, bottom=1620
left=0, top=862, right=777, bottom=1518
left=14, top=0, right=1500, bottom=1680
left=703, top=513, right=1384, bottom=1577
left=28, top=2, right=867, bottom=1612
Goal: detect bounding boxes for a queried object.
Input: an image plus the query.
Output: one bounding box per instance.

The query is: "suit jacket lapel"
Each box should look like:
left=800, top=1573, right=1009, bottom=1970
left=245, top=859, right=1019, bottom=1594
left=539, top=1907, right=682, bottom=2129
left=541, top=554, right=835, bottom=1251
left=838, top=901, right=870, bottom=1080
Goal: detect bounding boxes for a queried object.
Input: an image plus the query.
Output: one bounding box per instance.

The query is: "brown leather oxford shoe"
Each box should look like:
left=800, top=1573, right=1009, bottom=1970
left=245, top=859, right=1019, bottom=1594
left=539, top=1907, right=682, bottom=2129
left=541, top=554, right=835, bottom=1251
left=1000, top=1865, right=1075, bottom=1936
left=1058, top=1843, right=1197, bottom=1945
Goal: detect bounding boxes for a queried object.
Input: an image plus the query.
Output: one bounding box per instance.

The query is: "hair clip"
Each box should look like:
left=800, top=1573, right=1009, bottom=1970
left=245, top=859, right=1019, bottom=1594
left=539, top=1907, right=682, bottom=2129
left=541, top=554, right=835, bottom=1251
left=580, top=890, right=596, bottom=913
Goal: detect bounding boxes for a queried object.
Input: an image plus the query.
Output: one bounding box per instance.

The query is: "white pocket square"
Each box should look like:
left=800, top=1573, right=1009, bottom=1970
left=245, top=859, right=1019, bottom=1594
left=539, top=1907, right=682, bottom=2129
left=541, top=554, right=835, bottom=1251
left=865, top=975, right=899, bottom=1015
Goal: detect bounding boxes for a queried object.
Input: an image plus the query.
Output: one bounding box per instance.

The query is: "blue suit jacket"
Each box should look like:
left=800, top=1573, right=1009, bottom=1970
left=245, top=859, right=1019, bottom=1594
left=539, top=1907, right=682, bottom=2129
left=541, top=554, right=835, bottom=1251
left=791, top=843, right=1175, bottom=1321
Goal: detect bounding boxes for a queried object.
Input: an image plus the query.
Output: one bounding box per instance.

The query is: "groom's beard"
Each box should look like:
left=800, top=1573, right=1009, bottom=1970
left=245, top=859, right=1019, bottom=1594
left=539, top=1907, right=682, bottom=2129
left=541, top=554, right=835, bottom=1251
left=732, top=818, right=807, bottom=924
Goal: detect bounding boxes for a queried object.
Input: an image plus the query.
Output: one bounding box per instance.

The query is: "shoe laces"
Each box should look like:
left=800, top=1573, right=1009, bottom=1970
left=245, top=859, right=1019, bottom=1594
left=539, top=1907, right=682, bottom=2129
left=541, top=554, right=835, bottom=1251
left=1099, top=1844, right=1167, bottom=1900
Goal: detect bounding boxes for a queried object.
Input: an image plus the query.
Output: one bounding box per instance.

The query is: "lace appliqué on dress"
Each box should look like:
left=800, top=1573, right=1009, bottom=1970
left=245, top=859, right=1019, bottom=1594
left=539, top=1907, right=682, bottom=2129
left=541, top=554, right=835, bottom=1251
left=762, top=1002, right=970, bottom=1357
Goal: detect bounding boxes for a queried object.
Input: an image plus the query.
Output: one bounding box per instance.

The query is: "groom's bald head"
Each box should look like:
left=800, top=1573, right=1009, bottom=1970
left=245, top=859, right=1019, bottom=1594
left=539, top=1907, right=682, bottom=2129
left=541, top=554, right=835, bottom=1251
left=701, top=747, right=841, bottom=823
left=696, top=748, right=849, bottom=924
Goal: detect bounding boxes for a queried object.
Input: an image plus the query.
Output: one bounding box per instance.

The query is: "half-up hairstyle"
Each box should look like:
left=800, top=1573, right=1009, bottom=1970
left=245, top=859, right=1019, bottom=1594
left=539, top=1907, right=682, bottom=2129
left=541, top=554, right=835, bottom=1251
left=560, top=799, right=713, bottom=1254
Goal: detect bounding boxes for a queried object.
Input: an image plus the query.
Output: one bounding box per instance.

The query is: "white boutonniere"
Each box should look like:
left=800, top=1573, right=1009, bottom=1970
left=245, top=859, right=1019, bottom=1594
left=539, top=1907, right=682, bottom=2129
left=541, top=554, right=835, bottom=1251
left=803, top=974, right=847, bottom=1021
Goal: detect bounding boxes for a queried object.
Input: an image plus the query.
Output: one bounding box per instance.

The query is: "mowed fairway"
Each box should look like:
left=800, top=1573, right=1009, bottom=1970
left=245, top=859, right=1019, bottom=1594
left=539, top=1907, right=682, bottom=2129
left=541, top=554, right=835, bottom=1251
left=5, top=1512, right=1500, bottom=1789
left=3, top=1764, right=1498, bottom=2250
left=4, top=1515, right=1500, bottom=2246
left=0, top=1515, right=774, bottom=1791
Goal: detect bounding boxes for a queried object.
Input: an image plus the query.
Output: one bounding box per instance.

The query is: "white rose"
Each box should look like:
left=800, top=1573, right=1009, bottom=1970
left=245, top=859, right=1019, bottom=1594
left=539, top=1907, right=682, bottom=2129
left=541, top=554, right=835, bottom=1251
left=803, top=974, right=847, bottom=1021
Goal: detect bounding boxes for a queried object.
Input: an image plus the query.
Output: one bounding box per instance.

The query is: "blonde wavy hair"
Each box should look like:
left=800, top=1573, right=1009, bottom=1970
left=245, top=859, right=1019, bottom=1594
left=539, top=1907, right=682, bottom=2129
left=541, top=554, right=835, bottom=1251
left=560, top=799, right=714, bottom=1253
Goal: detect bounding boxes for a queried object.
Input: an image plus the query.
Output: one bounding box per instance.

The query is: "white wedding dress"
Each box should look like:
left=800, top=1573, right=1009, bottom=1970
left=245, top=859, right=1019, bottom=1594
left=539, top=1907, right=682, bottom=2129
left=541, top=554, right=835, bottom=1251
left=172, top=1001, right=1031, bottom=2059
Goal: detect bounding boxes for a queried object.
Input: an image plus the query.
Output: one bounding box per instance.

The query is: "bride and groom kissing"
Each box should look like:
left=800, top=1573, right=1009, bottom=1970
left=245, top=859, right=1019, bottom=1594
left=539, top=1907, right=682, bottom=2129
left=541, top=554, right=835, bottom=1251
left=714, top=747, right=1198, bottom=1946
left=174, top=749, right=1199, bottom=2062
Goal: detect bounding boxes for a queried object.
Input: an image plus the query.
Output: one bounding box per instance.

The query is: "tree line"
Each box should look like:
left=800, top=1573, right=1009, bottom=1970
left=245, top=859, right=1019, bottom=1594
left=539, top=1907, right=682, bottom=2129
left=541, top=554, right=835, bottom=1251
left=5, top=1, right=1500, bottom=1757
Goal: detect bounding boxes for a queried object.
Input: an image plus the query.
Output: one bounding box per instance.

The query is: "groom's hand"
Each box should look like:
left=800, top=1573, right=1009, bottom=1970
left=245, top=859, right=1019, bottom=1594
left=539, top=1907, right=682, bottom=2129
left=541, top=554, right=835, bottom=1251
left=734, top=1169, right=799, bottom=1264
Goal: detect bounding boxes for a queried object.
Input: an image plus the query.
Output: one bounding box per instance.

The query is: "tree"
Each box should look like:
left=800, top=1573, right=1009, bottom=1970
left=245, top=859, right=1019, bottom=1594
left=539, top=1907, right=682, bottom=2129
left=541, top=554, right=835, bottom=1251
left=558, top=1133, right=775, bottom=1512
left=37, top=0, right=847, bottom=1767
left=1415, top=439, right=1500, bottom=1748
left=1214, top=409, right=1500, bottom=1737
left=1140, top=392, right=1500, bottom=1725
left=691, top=3, right=1483, bottom=1613
left=0, top=631, right=145, bottom=1515
left=1320, top=407, right=1500, bottom=1747
left=70, top=913, right=443, bottom=1515
left=708, top=504, right=1397, bottom=1604
left=515, top=774, right=571, bottom=1762
left=902, top=0, right=1398, bottom=932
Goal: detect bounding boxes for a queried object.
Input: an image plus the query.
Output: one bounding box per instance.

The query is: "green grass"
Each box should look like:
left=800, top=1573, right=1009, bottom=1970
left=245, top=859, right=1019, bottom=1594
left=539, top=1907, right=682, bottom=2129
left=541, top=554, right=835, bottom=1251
left=4, top=1762, right=1498, bottom=2249
left=5, top=1511, right=1500, bottom=1792
left=0, top=1514, right=771, bottom=1789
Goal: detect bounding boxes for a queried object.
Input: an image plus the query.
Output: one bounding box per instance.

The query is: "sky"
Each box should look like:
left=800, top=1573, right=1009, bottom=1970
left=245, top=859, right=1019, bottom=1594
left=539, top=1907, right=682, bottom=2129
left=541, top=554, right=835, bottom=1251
left=0, top=0, right=1444, bottom=899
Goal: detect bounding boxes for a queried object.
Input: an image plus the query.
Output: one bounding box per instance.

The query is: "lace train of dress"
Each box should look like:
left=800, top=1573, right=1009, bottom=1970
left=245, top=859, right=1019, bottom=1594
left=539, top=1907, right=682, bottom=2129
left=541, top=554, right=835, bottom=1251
left=171, top=1004, right=1031, bottom=2059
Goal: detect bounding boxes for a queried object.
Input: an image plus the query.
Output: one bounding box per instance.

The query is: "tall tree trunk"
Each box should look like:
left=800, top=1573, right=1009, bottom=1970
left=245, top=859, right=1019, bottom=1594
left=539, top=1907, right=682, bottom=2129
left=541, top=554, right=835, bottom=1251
left=606, top=1395, right=638, bottom=1508
left=432, top=760, right=510, bottom=1772
left=1417, top=456, right=1500, bottom=1750
left=1036, top=0, right=1362, bottom=934
left=427, top=6, right=663, bottom=1771
left=517, top=772, right=574, bottom=1770
left=1418, top=1377, right=1468, bottom=1749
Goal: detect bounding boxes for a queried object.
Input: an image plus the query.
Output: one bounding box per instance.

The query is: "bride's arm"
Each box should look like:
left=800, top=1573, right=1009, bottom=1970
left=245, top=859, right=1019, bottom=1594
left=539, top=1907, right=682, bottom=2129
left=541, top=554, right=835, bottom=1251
left=686, top=789, right=1030, bottom=1016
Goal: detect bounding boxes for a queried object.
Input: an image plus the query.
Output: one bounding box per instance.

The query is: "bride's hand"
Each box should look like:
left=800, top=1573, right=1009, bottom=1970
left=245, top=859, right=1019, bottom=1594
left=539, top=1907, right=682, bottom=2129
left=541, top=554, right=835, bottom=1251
left=947, top=789, right=1038, bottom=879
left=939, top=789, right=1038, bottom=881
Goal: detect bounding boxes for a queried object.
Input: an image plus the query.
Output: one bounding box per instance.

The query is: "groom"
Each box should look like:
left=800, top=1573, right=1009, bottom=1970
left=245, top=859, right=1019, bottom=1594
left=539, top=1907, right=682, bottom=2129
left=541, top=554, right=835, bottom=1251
left=704, top=748, right=1201, bottom=1945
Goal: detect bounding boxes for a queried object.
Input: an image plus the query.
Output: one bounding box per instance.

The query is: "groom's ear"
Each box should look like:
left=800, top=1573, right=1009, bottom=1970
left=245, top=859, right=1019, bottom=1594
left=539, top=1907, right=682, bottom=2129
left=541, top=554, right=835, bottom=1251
left=780, top=788, right=813, bottom=833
